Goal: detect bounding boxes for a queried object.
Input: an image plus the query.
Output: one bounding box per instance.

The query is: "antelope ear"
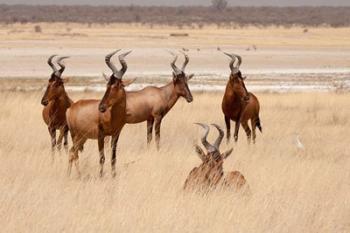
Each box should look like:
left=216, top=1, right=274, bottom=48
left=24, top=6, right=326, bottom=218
left=122, top=78, right=136, bottom=87
left=172, top=72, right=178, bottom=82
left=194, top=144, right=206, bottom=162
left=62, top=77, right=70, bottom=83
left=187, top=74, right=194, bottom=81
left=221, top=148, right=233, bottom=159
left=242, top=76, right=247, bottom=80
left=102, top=73, right=109, bottom=82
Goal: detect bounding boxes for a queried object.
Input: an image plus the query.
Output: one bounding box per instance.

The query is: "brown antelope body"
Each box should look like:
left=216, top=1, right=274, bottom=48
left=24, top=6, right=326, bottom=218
left=221, top=53, right=262, bottom=144
left=41, top=55, right=73, bottom=152
left=66, top=50, right=133, bottom=177
left=104, top=52, right=193, bottom=150
left=183, top=123, right=248, bottom=192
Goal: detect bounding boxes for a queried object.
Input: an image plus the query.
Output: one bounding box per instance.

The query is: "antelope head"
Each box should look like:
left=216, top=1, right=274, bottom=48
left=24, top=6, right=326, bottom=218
left=184, top=123, right=234, bottom=191
left=223, top=52, right=249, bottom=102
left=170, top=51, right=194, bottom=103
left=99, top=50, right=133, bottom=113
left=41, top=55, right=69, bottom=106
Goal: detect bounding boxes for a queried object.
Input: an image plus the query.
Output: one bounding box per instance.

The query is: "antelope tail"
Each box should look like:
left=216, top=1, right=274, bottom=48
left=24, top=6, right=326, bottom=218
left=256, top=117, right=262, bottom=133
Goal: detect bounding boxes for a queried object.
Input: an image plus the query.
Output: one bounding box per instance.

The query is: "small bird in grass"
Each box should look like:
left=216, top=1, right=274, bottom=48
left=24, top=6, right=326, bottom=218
left=293, top=134, right=305, bottom=151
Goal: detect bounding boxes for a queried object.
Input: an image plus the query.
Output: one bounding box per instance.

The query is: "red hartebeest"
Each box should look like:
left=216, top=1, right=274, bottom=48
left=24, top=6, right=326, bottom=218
left=66, top=50, right=134, bottom=177
left=221, top=53, right=262, bottom=144
left=41, top=55, right=73, bottom=153
left=184, top=123, right=248, bottom=192
left=104, top=52, right=193, bottom=150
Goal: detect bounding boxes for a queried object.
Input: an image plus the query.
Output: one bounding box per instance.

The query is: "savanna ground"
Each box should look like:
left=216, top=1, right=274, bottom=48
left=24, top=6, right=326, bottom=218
left=0, top=91, right=349, bottom=233
left=0, top=23, right=350, bottom=79
left=0, top=22, right=349, bottom=232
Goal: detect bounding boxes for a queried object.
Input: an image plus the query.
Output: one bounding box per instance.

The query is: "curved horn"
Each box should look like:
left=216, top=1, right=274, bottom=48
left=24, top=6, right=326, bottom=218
left=47, top=54, right=58, bottom=73
left=223, top=52, right=236, bottom=73
left=105, top=49, right=121, bottom=76
left=117, top=50, right=132, bottom=78
left=170, top=53, right=182, bottom=75
left=195, top=123, right=217, bottom=153
left=211, top=124, right=224, bottom=150
left=180, top=51, right=189, bottom=72
left=56, top=56, right=70, bottom=75
left=234, top=54, right=242, bottom=69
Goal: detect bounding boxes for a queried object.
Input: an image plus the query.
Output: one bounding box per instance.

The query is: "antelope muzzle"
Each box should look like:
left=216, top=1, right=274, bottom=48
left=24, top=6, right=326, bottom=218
left=243, top=95, right=250, bottom=102
left=41, top=98, right=49, bottom=106
left=186, top=94, right=193, bottom=103
left=99, top=103, right=107, bottom=113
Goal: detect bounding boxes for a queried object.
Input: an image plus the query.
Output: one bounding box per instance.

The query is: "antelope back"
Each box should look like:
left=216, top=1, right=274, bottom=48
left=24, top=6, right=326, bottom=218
left=184, top=123, right=233, bottom=191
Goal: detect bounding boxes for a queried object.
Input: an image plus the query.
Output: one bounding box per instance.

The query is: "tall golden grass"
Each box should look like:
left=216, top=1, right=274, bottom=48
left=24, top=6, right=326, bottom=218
left=0, top=91, right=349, bottom=232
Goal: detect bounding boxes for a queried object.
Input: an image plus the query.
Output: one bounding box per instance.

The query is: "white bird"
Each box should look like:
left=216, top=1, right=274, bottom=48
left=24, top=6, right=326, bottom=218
left=293, top=134, right=305, bottom=151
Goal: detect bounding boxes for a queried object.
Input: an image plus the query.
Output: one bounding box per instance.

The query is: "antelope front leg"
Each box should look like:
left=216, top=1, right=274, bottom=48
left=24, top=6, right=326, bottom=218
left=48, top=126, right=56, bottom=153
left=154, top=117, right=162, bottom=150
left=111, top=133, right=120, bottom=178
left=147, top=118, right=154, bottom=146
left=225, top=116, right=231, bottom=144
left=57, top=128, right=64, bottom=151
left=98, top=131, right=105, bottom=177
left=234, top=120, right=240, bottom=143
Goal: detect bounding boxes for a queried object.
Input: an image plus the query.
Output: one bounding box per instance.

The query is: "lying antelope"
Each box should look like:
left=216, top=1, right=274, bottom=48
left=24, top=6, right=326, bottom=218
left=221, top=53, right=262, bottom=144
left=183, top=123, right=248, bottom=192
left=104, top=52, right=193, bottom=150
left=41, top=55, right=73, bottom=152
left=66, top=50, right=134, bottom=177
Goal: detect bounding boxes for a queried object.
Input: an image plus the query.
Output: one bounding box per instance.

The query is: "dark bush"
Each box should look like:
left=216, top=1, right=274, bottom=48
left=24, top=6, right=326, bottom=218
left=0, top=5, right=349, bottom=27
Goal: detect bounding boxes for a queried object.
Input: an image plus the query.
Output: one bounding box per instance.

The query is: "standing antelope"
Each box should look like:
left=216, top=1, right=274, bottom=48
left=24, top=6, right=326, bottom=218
left=106, top=52, right=193, bottom=150
left=221, top=53, right=262, bottom=144
left=41, top=55, right=73, bottom=153
left=183, top=123, right=248, bottom=192
left=66, top=50, right=134, bottom=177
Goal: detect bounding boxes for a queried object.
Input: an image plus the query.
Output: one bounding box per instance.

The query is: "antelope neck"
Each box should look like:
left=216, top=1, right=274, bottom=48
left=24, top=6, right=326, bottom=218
left=161, top=82, right=180, bottom=111
left=110, top=91, right=127, bottom=119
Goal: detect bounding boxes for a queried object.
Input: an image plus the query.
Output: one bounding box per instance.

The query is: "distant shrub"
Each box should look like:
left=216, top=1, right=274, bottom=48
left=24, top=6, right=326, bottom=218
left=0, top=5, right=350, bottom=27
left=212, top=0, right=228, bottom=11
left=34, top=25, right=42, bottom=33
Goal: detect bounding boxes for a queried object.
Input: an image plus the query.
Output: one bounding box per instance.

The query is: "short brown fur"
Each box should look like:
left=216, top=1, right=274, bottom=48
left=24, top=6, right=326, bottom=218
left=41, top=55, right=73, bottom=152
left=184, top=123, right=248, bottom=192
left=119, top=52, right=193, bottom=150
left=221, top=53, right=262, bottom=144
left=66, top=50, right=133, bottom=177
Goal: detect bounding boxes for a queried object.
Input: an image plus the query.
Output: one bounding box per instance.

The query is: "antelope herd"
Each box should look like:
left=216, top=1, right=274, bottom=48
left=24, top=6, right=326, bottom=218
left=41, top=49, right=261, bottom=193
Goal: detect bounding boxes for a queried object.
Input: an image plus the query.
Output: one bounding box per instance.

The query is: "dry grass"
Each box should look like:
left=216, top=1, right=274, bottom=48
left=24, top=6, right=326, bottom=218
left=0, top=91, right=349, bottom=233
